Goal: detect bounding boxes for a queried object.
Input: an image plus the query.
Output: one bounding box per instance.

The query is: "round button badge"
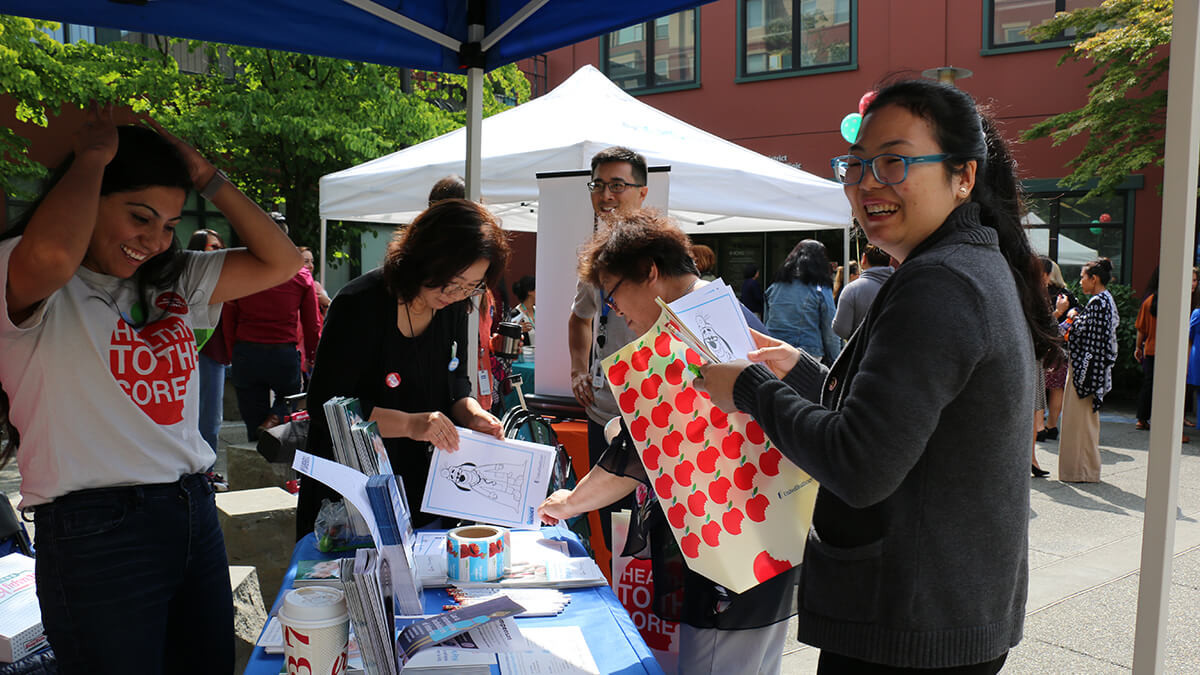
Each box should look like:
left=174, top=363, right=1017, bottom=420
left=385, top=372, right=401, bottom=388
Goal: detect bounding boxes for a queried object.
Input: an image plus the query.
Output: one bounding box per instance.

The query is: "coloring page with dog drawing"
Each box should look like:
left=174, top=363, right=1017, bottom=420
left=422, top=428, right=555, bottom=529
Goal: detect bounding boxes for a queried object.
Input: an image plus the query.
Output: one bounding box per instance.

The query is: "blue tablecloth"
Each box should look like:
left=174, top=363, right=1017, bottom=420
left=510, top=361, right=535, bottom=395
left=244, top=527, right=662, bottom=675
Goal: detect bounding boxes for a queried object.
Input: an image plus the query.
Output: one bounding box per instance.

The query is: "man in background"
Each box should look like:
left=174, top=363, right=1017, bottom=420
left=832, top=244, right=894, bottom=340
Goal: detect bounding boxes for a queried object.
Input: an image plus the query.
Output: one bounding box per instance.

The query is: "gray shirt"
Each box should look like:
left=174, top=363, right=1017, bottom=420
left=831, top=265, right=894, bottom=339
left=571, top=279, right=636, bottom=424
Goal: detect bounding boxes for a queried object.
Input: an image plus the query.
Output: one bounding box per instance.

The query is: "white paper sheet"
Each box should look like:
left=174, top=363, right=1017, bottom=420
left=293, top=450, right=380, bottom=545
left=667, top=279, right=755, bottom=362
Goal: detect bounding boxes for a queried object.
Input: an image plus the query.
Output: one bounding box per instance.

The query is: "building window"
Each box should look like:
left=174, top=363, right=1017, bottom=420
left=741, top=0, right=854, bottom=78
left=986, top=0, right=1099, bottom=50
left=602, top=10, right=698, bottom=93
left=1024, top=191, right=1130, bottom=284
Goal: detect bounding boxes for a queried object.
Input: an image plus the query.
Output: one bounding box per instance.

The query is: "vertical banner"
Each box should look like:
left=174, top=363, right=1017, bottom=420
left=612, top=510, right=679, bottom=674
left=532, top=167, right=670, bottom=399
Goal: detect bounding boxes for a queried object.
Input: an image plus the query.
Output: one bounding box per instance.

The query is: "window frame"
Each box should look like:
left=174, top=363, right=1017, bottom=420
left=599, top=9, right=701, bottom=95
left=981, top=0, right=1091, bottom=56
left=1021, top=175, right=1141, bottom=285
left=735, top=0, right=858, bottom=83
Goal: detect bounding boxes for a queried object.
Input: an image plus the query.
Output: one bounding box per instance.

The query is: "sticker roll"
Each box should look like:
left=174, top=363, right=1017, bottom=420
left=446, top=525, right=511, bottom=582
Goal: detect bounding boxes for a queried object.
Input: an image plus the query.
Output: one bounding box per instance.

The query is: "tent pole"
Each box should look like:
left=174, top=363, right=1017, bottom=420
left=466, top=67, right=483, bottom=202
left=1132, top=2, right=1200, bottom=672
left=319, top=218, right=327, bottom=286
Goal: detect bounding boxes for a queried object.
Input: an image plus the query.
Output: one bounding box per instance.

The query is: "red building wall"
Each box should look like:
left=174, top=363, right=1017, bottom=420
left=529, top=0, right=1166, bottom=291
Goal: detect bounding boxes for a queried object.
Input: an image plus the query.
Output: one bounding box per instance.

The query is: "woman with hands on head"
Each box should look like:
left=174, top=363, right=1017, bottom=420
left=538, top=209, right=799, bottom=675
left=0, top=104, right=302, bottom=674
left=695, top=80, right=1059, bottom=673
left=296, top=198, right=509, bottom=539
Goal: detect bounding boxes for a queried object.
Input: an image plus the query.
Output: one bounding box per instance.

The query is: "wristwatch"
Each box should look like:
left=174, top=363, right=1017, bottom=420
left=199, top=169, right=229, bottom=200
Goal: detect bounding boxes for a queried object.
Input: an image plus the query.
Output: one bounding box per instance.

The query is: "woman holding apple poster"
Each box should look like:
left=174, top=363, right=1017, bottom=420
left=697, top=80, right=1062, bottom=673
left=538, top=210, right=800, bottom=675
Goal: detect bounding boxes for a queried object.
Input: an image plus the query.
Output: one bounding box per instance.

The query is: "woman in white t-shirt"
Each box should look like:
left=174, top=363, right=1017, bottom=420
left=0, top=105, right=302, bottom=674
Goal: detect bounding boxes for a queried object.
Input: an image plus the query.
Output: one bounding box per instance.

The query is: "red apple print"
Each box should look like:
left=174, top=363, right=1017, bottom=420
left=674, top=387, right=698, bottom=414
left=686, top=417, right=709, bottom=444
left=608, top=360, right=631, bottom=386
left=631, top=416, right=650, bottom=442
left=674, top=460, right=695, bottom=487
left=654, top=331, right=673, bottom=357
left=708, top=476, right=732, bottom=504
left=652, top=401, right=673, bottom=428
left=687, top=490, right=708, bottom=517
left=752, top=550, right=793, bottom=582
left=696, top=446, right=719, bottom=474
left=760, top=447, right=783, bottom=476
left=710, top=408, right=728, bottom=429
left=723, top=508, right=744, bottom=535
left=665, top=360, right=685, bottom=386
left=667, top=502, right=687, bottom=529
left=662, top=431, right=684, bottom=457
left=745, top=494, right=769, bottom=522
left=685, top=348, right=703, bottom=367
left=701, top=521, right=722, bottom=548
left=745, top=420, right=766, bottom=445
left=655, top=473, right=675, bottom=499
left=681, top=533, right=701, bottom=559
left=643, top=444, right=662, bottom=471
left=722, top=431, right=745, bottom=459
left=733, top=462, right=758, bottom=490
left=631, top=346, right=653, bottom=372
left=641, top=373, right=664, bottom=399
left=619, top=388, right=639, bottom=414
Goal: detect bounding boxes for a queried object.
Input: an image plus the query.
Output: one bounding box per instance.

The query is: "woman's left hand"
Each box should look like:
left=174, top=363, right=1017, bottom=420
left=141, top=116, right=217, bottom=188
left=466, top=409, right=503, bottom=439
left=694, top=359, right=752, bottom=413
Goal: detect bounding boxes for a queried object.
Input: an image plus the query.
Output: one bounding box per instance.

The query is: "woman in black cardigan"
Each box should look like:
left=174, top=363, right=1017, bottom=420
left=296, top=199, right=510, bottom=539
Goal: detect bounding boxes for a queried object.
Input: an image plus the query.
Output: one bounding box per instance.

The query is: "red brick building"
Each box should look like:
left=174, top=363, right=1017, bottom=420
left=526, top=0, right=1165, bottom=289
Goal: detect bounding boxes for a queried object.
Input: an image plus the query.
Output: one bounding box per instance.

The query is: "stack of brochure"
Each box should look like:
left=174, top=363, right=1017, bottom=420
left=660, top=277, right=758, bottom=364
left=323, top=397, right=395, bottom=538
left=447, top=588, right=570, bottom=618
left=340, top=550, right=397, bottom=675
left=366, top=474, right=424, bottom=615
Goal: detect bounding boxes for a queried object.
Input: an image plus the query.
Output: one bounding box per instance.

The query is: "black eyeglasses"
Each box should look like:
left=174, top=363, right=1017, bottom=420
left=586, top=180, right=644, bottom=194
left=602, top=278, right=625, bottom=312
left=439, top=280, right=487, bottom=298
left=830, top=153, right=950, bottom=186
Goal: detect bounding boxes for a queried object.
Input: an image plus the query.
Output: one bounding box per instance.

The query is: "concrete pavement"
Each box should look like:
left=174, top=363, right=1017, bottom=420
left=778, top=402, right=1200, bottom=673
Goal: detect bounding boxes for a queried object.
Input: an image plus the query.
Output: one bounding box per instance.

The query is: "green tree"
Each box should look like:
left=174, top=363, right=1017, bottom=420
left=1, top=16, right=532, bottom=261
left=1020, top=0, right=1172, bottom=201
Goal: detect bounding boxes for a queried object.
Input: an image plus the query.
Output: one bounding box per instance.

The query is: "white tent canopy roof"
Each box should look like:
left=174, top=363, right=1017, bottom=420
left=319, top=65, right=851, bottom=233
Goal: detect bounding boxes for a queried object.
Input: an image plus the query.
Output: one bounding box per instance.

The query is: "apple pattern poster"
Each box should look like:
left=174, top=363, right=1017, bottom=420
left=602, top=308, right=819, bottom=594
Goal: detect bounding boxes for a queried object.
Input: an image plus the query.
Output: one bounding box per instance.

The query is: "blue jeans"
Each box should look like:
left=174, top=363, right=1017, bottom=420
left=198, top=353, right=227, bottom=452
left=231, top=342, right=302, bottom=441
left=33, top=474, right=234, bottom=675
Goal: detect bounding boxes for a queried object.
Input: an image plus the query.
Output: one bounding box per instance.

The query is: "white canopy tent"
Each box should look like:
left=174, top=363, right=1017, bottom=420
left=318, top=64, right=851, bottom=250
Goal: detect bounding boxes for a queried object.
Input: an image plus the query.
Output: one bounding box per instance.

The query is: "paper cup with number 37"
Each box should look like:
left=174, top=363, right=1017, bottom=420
left=278, top=586, right=349, bottom=675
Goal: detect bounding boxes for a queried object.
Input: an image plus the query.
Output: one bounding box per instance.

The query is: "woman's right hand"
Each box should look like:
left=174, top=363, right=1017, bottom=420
left=537, top=489, right=577, bottom=525
left=74, top=102, right=118, bottom=167
left=746, top=328, right=800, bottom=379
left=1055, top=294, right=1070, bottom=317
left=410, top=411, right=461, bottom=451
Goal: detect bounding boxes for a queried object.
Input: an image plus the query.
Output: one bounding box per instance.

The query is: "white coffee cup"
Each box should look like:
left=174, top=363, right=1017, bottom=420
left=278, top=586, right=349, bottom=675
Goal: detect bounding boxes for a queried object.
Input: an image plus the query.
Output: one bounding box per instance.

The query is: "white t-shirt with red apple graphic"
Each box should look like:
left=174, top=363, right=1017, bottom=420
left=0, top=237, right=225, bottom=507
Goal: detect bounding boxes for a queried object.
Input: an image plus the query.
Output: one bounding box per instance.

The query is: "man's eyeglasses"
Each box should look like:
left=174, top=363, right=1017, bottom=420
left=602, top=278, right=625, bottom=312
left=440, top=280, right=487, bottom=298
left=830, top=153, right=950, bottom=186
left=586, top=180, right=644, bottom=194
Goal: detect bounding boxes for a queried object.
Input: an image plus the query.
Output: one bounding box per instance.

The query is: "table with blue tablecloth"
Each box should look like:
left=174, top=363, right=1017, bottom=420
left=244, top=526, right=662, bottom=675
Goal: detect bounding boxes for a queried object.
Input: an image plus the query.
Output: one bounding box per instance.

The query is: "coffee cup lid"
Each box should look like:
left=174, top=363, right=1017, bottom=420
left=280, top=586, right=348, bottom=625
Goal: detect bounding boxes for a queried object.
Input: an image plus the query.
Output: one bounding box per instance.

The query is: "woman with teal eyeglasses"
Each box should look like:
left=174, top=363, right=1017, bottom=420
left=694, top=80, right=1060, bottom=673
left=296, top=199, right=509, bottom=539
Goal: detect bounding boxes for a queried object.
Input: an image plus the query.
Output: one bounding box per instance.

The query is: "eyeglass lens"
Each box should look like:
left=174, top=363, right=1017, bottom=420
left=836, top=155, right=911, bottom=185
left=588, top=181, right=636, bottom=194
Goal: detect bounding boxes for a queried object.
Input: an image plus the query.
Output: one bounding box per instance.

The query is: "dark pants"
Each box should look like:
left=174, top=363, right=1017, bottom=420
left=232, top=341, right=302, bottom=441
left=1137, top=355, right=1155, bottom=422
left=33, top=474, right=234, bottom=675
left=589, top=418, right=634, bottom=550
left=817, top=651, right=1007, bottom=674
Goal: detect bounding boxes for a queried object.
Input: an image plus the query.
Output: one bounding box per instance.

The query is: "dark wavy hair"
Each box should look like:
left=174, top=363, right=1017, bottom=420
left=187, top=229, right=225, bottom=251
left=512, top=275, right=536, bottom=303
left=0, top=124, right=194, bottom=467
left=775, top=239, right=833, bottom=286
left=382, top=198, right=510, bottom=303
left=1083, top=257, right=1114, bottom=287
left=864, top=79, right=1059, bottom=362
left=579, top=209, right=699, bottom=287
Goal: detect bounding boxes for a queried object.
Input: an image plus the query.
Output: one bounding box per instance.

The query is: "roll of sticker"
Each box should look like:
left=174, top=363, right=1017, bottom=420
left=446, top=525, right=510, bottom=582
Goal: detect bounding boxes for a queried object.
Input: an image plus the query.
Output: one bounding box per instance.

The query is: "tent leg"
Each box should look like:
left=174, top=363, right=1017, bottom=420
left=465, top=66, right=484, bottom=202
left=1132, top=2, right=1200, bottom=673
left=319, top=218, right=327, bottom=286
